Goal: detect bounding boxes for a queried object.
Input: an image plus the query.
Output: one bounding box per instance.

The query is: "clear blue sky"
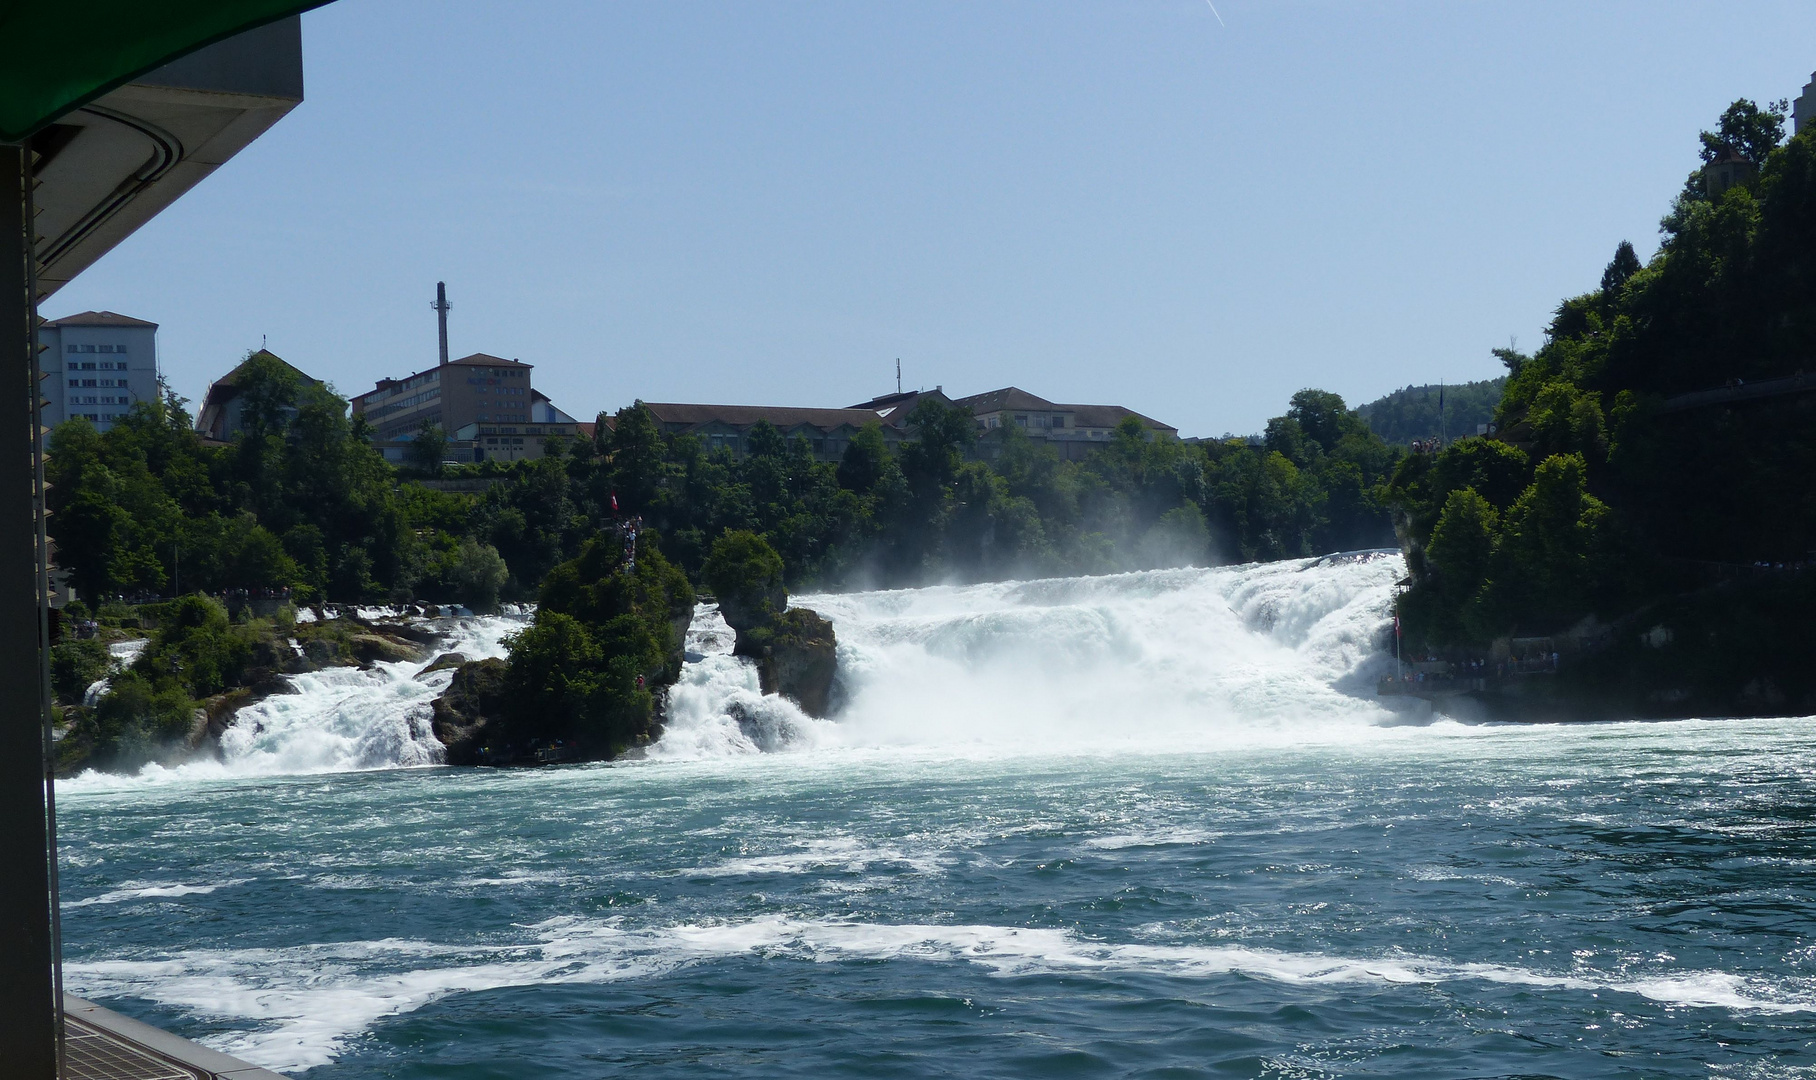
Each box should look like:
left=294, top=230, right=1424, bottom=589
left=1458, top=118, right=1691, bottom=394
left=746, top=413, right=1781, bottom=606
left=48, top=1, right=1816, bottom=436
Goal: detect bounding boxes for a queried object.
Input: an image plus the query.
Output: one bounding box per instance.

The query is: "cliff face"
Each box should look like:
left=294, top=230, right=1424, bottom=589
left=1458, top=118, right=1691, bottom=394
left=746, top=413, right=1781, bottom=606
left=732, top=607, right=839, bottom=719
left=429, top=657, right=510, bottom=765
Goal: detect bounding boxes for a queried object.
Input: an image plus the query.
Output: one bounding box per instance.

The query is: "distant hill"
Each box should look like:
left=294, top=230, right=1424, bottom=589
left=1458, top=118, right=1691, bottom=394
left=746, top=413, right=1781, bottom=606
left=1355, top=378, right=1505, bottom=445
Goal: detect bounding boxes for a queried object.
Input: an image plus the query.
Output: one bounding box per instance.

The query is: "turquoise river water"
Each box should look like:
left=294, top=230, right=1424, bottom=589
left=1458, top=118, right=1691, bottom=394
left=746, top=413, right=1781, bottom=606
left=55, top=557, right=1816, bottom=1078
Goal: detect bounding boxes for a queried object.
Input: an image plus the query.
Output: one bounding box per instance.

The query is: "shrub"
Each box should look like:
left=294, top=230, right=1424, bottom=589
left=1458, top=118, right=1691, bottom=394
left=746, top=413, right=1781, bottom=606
left=702, top=530, right=784, bottom=633
left=136, top=594, right=254, bottom=699
left=50, top=639, right=110, bottom=706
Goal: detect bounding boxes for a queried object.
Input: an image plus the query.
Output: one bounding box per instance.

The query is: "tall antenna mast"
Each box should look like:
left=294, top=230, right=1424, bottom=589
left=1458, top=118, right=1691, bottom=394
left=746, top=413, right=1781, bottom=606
left=432, top=281, right=452, bottom=366
left=896, top=358, right=901, bottom=394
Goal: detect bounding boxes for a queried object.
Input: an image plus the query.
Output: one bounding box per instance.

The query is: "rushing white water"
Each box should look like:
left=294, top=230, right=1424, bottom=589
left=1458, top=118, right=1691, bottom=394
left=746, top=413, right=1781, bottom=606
left=792, top=551, right=1404, bottom=754
left=656, top=551, right=1405, bottom=759
left=68, top=553, right=1402, bottom=786
left=66, top=616, right=525, bottom=788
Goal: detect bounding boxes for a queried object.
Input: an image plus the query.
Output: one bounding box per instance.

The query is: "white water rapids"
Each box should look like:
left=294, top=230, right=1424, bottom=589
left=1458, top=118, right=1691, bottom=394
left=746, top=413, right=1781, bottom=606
left=69, top=553, right=1406, bottom=785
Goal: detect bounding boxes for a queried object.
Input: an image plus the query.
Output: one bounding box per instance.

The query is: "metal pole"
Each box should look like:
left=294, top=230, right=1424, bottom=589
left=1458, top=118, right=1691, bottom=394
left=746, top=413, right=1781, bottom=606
left=0, top=139, right=61, bottom=1080
left=434, top=281, right=450, bottom=366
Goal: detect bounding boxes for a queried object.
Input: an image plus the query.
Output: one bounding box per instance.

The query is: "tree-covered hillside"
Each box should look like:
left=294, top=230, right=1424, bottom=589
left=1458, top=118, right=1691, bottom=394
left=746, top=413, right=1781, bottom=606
left=1388, top=98, right=1816, bottom=713
left=49, top=371, right=1408, bottom=610
left=1356, top=378, right=1505, bottom=446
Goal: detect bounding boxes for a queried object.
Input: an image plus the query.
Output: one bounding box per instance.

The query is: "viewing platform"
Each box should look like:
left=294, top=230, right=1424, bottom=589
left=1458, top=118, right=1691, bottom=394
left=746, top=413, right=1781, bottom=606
left=60, top=996, right=281, bottom=1080
left=1378, top=656, right=1558, bottom=702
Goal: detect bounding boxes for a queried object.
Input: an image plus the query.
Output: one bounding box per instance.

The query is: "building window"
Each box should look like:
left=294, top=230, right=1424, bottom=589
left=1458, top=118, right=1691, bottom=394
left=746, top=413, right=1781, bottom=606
left=1051, top=416, right=1064, bottom=429
left=1014, top=415, right=1027, bottom=427
left=81, top=380, right=96, bottom=387
left=67, top=379, right=78, bottom=387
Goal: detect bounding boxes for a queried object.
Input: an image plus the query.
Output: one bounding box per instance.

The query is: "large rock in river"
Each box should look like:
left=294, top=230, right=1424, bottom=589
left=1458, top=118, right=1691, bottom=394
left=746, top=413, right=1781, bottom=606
left=350, top=632, right=428, bottom=666
left=736, top=607, right=837, bottom=719
left=430, top=658, right=509, bottom=765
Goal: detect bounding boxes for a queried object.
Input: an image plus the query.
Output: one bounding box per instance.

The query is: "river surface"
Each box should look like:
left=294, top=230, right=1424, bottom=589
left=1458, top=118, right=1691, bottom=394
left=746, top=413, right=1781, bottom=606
left=55, top=557, right=1816, bottom=1078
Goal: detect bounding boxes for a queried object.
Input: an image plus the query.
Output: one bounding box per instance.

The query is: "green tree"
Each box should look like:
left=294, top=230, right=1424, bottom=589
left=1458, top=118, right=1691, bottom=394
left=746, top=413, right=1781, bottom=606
left=1699, top=98, right=1788, bottom=167
left=407, top=421, right=449, bottom=474
left=451, top=538, right=509, bottom=612
left=1422, top=488, right=1499, bottom=642
left=1488, top=454, right=1617, bottom=632
left=702, top=529, right=785, bottom=631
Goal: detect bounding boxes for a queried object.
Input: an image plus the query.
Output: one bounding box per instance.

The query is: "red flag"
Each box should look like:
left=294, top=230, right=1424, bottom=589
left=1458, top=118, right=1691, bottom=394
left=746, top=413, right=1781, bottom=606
left=1394, top=612, right=1401, bottom=638
left=611, top=491, right=620, bottom=513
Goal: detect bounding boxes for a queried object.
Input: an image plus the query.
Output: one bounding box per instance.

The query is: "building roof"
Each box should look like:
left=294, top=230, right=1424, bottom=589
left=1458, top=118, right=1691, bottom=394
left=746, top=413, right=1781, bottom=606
left=45, top=310, right=157, bottom=329
left=448, top=352, right=530, bottom=368
left=196, top=350, right=322, bottom=438
left=642, top=402, right=888, bottom=432
left=1060, top=403, right=1177, bottom=434
left=845, top=388, right=955, bottom=425
left=203, top=349, right=317, bottom=390
left=952, top=386, right=1059, bottom=414
left=951, top=386, right=1176, bottom=434
left=352, top=353, right=532, bottom=406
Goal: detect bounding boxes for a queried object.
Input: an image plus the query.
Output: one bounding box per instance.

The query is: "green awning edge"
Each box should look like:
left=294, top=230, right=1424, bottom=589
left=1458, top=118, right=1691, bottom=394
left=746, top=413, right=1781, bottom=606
left=0, top=1, right=335, bottom=143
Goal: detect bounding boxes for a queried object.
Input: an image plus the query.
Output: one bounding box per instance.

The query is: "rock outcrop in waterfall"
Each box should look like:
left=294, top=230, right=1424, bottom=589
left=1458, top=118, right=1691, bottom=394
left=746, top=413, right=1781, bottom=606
left=704, top=530, right=838, bottom=718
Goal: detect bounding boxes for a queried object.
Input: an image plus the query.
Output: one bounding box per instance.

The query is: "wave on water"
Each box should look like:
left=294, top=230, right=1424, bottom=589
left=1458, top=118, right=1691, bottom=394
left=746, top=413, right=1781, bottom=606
left=63, top=914, right=1815, bottom=1072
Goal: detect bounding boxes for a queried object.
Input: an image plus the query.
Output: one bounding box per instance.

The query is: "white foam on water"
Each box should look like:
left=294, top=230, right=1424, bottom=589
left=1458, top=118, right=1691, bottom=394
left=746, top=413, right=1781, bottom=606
left=65, top=915, right=1816, bottom=1073
left=648, top=554, right=1405, bottom=761
left=64, top=879, right=250, bottom=907
left=650, top=604, right=834, bottom=760
left=59, top=616, right=523, bottom=788
left=808, top=553, right=1401, bottom=753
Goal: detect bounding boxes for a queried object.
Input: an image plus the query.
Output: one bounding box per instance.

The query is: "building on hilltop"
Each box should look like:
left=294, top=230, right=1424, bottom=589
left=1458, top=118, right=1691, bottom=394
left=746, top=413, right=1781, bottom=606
left=353, top=352, right=530, bottom=439
left=1701, top=143, right=1757, bottom=199
left=196, top=349, right=322, bottom=441
left=1796, top=72, right=1813, bottom=135
left=609, top=385, right=1174, bottom=464
left=38, top=311, right=160, bottom=432
left=351, top=353, right=580, bottom=464
left=954, top=386, right=1178, bottom=461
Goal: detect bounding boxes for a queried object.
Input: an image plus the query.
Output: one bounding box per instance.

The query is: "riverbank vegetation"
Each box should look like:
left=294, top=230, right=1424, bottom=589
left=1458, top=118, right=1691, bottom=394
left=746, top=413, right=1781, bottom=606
left=49, top=374, right=1407, bottom=604
left=1389, top=100, right=1816, bottom=714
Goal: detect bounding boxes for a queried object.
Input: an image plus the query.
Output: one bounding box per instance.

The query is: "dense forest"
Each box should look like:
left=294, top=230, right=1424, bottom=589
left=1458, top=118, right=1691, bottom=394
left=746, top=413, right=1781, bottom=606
left=1389, top=99, right=1816, bottom=712
left=1356, top=378, right=1505, bottom=446
left=47, top=371, right=1408, bottom=608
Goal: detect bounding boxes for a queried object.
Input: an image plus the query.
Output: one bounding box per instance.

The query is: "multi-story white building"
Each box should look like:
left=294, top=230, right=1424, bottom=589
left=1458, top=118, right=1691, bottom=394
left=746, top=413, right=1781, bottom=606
left=39, top=311, right=160, bottom=432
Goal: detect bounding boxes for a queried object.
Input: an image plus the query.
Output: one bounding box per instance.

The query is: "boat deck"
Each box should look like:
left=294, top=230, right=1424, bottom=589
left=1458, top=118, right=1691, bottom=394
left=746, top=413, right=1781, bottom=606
left=61, top=996, right=282, bottom=1080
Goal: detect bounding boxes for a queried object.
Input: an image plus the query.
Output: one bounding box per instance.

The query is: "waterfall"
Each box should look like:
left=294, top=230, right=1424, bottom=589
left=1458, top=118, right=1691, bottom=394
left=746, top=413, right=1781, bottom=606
left=653, top=551, right=1405, bottom=758
left=65, top=553, right=1406, bottom=785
